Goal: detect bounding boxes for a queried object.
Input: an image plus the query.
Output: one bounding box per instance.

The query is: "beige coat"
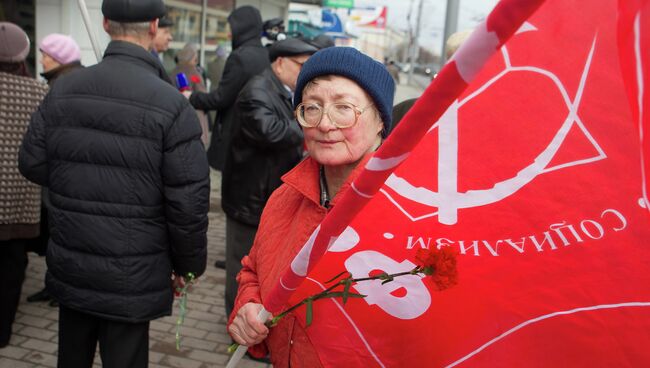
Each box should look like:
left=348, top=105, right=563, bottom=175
left=0, top=71, right=47, bottom=240
left=171, top=63, right=210, bottom=145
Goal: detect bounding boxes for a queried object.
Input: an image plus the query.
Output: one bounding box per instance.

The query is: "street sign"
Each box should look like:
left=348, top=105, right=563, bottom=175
left=324, top=0, right=354, bottom=9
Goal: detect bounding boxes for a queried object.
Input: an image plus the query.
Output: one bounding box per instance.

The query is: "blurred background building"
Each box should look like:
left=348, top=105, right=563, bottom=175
left=0, top=0, right=496, bottom=87
left=0, top=0, right=290, bottom=77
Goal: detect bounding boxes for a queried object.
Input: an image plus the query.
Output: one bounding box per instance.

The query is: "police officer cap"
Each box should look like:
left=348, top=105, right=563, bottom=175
left=269, top=38, right=318, bottom=63
left=263, top=18, right=283, bottom=30
left=102, top=0, right=166, bottom=22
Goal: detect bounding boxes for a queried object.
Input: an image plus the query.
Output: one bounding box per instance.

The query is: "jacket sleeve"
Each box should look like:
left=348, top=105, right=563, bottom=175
left=237, top=87, right=304, bottom=149
left=19, top=94, right=50, bottom=186
left=228, top=236, right=269, bottom=358
left=189, top=52, right=244, bottom=112
left=163, top=102, right=210, bottom=277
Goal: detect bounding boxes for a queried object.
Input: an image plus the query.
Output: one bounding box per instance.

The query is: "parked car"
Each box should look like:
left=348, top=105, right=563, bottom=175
left=413, top=64, right=437, bottom=77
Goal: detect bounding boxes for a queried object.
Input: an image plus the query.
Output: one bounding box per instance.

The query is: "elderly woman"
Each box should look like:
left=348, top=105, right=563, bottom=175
left=228, top=47, right=394, bottom=367
left=26, top=33, right=83, bottom=307
left=39, top=33, right=83, bottom=86
left=172, top=43, right=210, bottom=145
left=0, top=22, right=48, bottom=347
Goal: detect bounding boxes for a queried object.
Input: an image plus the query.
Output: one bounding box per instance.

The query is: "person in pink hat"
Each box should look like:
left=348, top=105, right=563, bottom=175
left=22, top=35, right=85, bottom=309
left=39, top=33, right=83, bottom=86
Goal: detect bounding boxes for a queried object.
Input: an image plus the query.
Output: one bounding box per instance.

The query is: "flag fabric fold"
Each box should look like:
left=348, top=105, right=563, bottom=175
left=618, top=0, right=650, bottom=209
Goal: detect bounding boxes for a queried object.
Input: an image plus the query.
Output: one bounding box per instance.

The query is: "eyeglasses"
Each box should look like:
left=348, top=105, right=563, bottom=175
left=286, top=58, right=306, bottom=68
left=295, top=102, right=374, bottom=129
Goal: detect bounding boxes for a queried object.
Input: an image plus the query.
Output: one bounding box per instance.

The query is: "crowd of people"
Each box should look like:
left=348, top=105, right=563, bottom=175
left=0, top=0, right=421, bottom=366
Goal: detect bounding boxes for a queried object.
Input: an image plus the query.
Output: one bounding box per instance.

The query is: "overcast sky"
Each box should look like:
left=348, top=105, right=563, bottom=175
left=355, top=0, right=499, bottom=55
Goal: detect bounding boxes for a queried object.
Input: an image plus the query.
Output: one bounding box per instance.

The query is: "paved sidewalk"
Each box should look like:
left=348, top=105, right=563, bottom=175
left=0, top=170, right=268, bottom=368
left=0, top=82, right=423, bottom=368
left=394, top=76, right=424, bottom=104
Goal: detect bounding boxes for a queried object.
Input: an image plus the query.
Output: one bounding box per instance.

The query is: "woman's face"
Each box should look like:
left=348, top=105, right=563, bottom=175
left=40, top=51, right=60, bottom=73
left=301, top=76, right=384, bottom=167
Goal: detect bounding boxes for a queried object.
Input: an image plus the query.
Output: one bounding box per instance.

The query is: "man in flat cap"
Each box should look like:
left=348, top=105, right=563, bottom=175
left=19, top=0, right=209, bottom=366
left=222, top=37, right=318, bottom=318
left=152, top=15, right=174, bottom=59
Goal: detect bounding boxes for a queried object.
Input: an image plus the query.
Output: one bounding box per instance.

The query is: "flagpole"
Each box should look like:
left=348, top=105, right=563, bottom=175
left=77, top=0, right=103, bottom=62
left=441, top=0, right=460, bottom=64
left=225, top=308, right=271, bottom=368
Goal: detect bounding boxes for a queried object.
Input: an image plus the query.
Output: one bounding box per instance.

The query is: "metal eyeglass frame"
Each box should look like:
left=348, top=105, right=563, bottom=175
left=295, top=102, right=374, bottom=129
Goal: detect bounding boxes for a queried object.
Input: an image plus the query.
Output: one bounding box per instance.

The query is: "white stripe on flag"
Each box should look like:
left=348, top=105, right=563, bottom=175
left=445, top=301, right=650, bottom=368
left=634, top=12, right=649, bottom=209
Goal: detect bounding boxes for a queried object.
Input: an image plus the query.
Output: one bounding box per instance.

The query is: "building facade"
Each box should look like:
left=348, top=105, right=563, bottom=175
left=1, top=0, right=290, bottom=78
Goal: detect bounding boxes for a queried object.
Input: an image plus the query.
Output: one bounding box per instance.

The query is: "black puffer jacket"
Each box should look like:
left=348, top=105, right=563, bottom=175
left=19, top=41, right=209, bottom=323
left=223, top=68, right=304, bottom=226
left=190, top=6, right=270, bottom=171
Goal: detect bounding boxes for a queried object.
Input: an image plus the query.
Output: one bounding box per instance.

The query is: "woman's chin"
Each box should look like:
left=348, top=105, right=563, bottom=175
left=311, top=152, right=359, bottom=167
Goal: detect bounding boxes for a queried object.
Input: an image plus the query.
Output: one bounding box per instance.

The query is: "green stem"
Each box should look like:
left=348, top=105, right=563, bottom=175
left=174, top=273, right=195, bottom=350
left=268, top=266, right=422, bottom=326
left=229, top=266, right=428, bottom=356
left=270, top=281, right=342, bottom=325
left=349, top=267, right=421, bottom=283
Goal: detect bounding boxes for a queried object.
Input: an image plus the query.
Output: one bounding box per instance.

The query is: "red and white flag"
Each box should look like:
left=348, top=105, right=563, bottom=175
left=263, top=0, right=650, bottom=366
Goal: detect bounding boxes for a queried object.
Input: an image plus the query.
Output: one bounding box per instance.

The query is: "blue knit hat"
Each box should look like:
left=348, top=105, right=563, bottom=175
left=294, top=47, right=395, bottom=137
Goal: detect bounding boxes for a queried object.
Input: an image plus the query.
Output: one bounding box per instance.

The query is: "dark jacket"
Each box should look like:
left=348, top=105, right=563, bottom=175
left=29, top=61, right=84, bottom=255
left=18, top=41, right=210, bottom=323
left=190, top=6, right=270, bottom=171
left=41, top=61, right=83, bottom=86
left=223, top=68, right=304, bottom=226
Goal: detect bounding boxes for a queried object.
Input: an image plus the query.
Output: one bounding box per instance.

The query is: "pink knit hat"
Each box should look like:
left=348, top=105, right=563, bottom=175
left=39, top=34, right=81, bottom=64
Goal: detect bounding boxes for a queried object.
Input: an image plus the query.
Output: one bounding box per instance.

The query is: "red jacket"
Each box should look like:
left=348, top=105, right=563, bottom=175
left=230, top=155, right=370, bottom=367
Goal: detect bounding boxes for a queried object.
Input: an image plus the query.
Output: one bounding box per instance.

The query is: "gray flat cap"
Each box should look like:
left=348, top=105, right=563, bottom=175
left=102, top=0, right=166, bottom=22
left=269, top=38, right=318, bottom=63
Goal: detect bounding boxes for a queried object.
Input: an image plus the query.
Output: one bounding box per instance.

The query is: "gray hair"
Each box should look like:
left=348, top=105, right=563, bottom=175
left=106, top=20, right=151, bottom=38
left=445, top=29, right=472, bottom=59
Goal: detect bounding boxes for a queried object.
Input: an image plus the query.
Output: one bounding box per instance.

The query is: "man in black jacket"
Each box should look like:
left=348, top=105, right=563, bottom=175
left=18, top=0, right=209, bottom=367
left=189, top=5, right=269, bottom=172
left=223, top=38, right=318, bottom=317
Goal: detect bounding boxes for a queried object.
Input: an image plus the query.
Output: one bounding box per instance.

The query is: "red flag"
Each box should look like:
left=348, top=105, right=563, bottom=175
left=263, top=0, right=650, bottom=366
left=618, top=0, right=650, bottom=208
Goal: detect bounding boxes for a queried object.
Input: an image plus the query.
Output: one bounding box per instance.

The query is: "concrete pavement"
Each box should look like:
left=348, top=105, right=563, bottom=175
left=0, top=82, right=424, bottom=368
left=394, top=73, right=425, bottom=104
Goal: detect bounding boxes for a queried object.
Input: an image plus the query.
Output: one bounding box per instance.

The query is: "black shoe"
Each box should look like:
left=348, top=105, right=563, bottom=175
left=214, top=259, right=226, bottom=269
left=49, top=299, right=59, bottom=307
left=26, top=288, right=51, bottom=303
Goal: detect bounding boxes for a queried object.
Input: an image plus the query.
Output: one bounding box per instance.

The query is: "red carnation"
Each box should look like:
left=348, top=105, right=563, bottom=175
left=415, top=247, right=459, bottom=291
left=190, top=75, right=201, bottom=84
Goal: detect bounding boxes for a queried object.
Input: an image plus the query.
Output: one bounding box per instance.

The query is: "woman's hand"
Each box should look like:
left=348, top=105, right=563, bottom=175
left=228, top=302, right=270, bottom=346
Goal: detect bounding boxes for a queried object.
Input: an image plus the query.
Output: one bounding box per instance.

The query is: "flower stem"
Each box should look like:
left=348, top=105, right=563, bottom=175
left=268, top=266, right=423, bottom=326
left=350, top=268, right=421, bottom=283
left=175, top=272, right=195, bottom=350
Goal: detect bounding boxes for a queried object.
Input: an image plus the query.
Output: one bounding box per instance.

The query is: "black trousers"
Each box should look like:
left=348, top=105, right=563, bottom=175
left=58, top=305, right=149, bottom=368
left=0, top=240, right=28, bottom=346
left=225, top=216, right=258, bottom=318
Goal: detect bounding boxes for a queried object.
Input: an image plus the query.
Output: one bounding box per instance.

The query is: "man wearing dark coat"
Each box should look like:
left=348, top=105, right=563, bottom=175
left=223, top=38, right=318, bottom=318
left=189, top=5, right=270, bottom=172
left=18, top=0, right=209, bottom=366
